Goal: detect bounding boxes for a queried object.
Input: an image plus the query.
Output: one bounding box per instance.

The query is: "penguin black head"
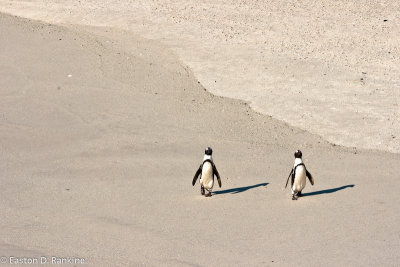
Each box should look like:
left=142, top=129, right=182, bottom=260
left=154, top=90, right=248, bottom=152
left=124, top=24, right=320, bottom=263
left=205, top=147, right=213, bottom=156
left=294, top=150, right=302, bottom=158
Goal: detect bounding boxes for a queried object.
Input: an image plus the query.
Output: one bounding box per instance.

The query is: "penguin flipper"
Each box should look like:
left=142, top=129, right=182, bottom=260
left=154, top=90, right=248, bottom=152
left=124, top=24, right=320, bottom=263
left=285, top=169, right=294, bottom=189
left=306, top=169, right=314, bottom=185
left=213, top=163, right=222, bottom=187
left=192, top=165, right=202, bottom=186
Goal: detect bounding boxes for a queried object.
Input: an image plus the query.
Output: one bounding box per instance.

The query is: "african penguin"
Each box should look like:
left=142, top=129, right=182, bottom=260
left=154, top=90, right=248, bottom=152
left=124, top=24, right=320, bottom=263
left=285, top=150, right=314, bottom=200
left=192, top=147, right=222, bottom=197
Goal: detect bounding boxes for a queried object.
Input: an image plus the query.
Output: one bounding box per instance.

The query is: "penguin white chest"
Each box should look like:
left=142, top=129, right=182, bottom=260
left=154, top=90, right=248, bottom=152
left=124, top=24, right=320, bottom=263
left=201, top=162, right=214, bottom=190
left=293, top=166, right=307, bottom=192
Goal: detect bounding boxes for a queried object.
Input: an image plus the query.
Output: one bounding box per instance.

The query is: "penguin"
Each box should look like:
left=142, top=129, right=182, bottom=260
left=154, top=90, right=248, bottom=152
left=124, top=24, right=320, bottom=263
left=192, top=147, right=222, bottom=197
left=285, top=150, right=314, bottom=200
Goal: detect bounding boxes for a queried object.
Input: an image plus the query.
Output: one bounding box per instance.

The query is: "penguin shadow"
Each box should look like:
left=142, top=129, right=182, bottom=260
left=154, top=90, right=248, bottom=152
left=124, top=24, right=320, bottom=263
left=213, top=183, right=268, bottom=195
left=301, top=184, right=355, bottom=197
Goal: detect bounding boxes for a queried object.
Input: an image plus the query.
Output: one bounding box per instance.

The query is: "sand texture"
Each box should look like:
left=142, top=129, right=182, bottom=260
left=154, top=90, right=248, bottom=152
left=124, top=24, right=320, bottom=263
left=1, top=13, right=400, bottom=266
left=0, top=0, right=399, bottom=153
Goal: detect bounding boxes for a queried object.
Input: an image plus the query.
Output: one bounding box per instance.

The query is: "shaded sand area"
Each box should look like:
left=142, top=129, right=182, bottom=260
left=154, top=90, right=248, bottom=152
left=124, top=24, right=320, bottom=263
left=1, top=13, right=400, bottom=266
left=0, top=0, right=399, bottom=153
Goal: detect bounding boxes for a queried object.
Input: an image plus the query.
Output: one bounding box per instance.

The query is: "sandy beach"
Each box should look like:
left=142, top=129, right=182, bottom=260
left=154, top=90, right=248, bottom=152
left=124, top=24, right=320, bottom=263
left=0, top=0, right=399, bottom=153
left=0, top=7, right=400, bottom=267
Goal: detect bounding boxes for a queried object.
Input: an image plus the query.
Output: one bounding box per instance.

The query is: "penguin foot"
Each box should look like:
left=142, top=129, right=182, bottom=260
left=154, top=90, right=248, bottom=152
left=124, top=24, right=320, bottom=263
left=201, top=186, right=205, bottom=195
left=292, top=195, right=298, bottom=200
left=205, top=192, right=212, bottom=197
left=298, top=191, right=302, bottom=197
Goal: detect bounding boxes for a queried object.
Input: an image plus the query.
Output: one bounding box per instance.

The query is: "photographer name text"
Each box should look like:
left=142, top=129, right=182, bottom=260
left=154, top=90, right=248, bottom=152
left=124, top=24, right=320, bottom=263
left=1, top=256, right=85, bottom=265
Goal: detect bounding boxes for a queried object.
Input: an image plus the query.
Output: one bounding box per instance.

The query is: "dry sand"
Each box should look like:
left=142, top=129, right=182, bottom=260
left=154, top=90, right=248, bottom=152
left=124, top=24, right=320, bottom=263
left=1, top=13, right=400, bottom=266
left=0, top=0, right=399, bottom=153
